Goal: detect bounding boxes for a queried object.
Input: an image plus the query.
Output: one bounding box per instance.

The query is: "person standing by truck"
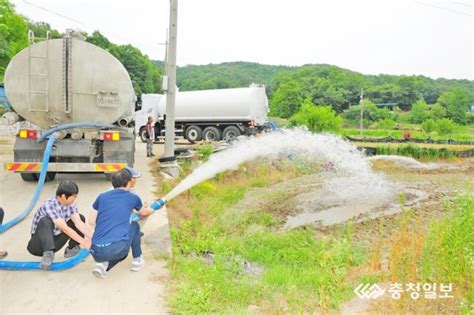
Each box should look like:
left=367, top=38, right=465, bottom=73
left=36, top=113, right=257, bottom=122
left=145, top=116, right=155, bottom=157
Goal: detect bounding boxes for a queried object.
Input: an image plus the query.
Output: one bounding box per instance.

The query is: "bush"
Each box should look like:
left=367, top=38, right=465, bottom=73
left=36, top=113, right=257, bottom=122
left=377, top=118, right=396, bottom=130
left=429, top=103, right=446, bottom=120
left=196, top=144, right=213, bottom=161
left=435, top=118, right=459, bottom=135
left=342, top=99, right=396, bottom=127
left=408, top=100, right=429, bottom=124
left=289, top=100, right=343, bottom=133
left=422, top=119, right=437, bottom=133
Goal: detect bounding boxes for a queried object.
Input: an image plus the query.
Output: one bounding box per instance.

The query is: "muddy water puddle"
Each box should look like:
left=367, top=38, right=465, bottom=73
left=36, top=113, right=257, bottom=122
left=283, top=183, right=428, bottom=229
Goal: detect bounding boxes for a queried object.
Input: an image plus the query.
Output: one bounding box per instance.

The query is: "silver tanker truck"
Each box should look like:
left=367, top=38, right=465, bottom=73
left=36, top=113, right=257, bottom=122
left=135, top=84, right=269, bottom=143
left=4, top=31, right=136, bottom=181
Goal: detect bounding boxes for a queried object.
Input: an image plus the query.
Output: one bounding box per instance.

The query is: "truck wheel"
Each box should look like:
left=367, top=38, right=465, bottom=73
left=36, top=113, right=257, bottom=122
left=203, top=127, right=221, bottom=142
left=222, top=126, right=241, bottom=141
left=139, top=127, right=148, bottom=143
left=185, top=126, right=203, bottom=143
left=46, top=172, right=56, bottom=182
left=21, top=172, right=56, bottom=182
left=21, top=173, right=37, bottom=181
left=46, top=172, right=56, bottom=181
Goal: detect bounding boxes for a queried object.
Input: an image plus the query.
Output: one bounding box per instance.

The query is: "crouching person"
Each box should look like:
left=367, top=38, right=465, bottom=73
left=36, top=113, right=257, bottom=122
left=89, top=169, right=153, bottom=279
left=27, top=181, right=92, bottom=270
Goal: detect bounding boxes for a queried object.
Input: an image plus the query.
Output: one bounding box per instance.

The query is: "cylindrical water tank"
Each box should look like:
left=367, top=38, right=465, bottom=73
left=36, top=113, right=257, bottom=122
left=4, top=35, right=134, bottom=129
left=156, top=86, right=269, bottom=125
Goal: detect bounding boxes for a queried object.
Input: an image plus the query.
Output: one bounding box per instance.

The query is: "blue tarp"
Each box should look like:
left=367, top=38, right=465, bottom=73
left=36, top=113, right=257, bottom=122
left=0, top=84, right=11, bottom=108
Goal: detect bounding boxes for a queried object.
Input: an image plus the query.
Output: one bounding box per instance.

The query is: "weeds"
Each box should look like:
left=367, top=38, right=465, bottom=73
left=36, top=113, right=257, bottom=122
left=166, top=161, right=368, bottom=313
left=377, top=144, right=456, bottom=159
left=376, top=193, right=474, bottom=314
left=195, top=143, right=214, bottom=161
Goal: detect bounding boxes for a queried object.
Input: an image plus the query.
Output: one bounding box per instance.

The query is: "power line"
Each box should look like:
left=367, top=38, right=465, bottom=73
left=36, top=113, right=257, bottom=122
left=416, top=1, right=474, bottom=17
left=23, top=0, right=94, bottom=29
left=452, top=1, right=473, bottom=8
left=21, top=0, right=166, bottom=54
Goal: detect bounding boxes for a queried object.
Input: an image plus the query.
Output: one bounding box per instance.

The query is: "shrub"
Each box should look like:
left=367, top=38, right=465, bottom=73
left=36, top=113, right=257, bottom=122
left=289, top=100, right=343, bottom=133
left=377, top=118, right=396, bottom=130
left=196, top=144, right=213, bottom=161
left=422, top=119, right=437, bottom=133
left=429, top=103, right=446, bottom=120
left=435, top=118, right=459, bottom=135
left=408, top=100, right=429, bottom=124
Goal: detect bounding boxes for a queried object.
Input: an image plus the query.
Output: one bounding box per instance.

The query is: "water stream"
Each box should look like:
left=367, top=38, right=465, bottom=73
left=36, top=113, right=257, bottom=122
left=165, top=129, right=395, bottom=205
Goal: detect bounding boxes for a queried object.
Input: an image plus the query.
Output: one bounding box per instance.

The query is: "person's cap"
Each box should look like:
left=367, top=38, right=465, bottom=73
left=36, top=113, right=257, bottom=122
left=124, top=167, right=141, bottom=178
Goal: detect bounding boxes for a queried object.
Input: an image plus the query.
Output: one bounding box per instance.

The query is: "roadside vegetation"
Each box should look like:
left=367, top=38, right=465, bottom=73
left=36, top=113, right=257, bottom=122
left=162, top=160, right=368, bottom=313
left=370, top=192, right=473, bottom=314
left=159, top=152, right=473, bottom=314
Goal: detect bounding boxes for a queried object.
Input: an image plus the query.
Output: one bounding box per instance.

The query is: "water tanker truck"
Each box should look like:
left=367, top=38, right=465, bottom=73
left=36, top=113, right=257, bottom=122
left=135, top=85, right=269, bottom=143
left=3, top=31, right=136, bottom=181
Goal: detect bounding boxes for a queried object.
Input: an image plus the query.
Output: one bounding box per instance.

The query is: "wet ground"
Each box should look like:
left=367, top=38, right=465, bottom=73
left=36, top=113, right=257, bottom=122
left=228, top=156, right=474, bottom=231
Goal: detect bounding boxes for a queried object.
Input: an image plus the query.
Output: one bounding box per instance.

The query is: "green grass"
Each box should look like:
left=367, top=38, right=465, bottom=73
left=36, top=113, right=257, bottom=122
left=165, top=155, right=473, bottom=313
left=420, top=193, right=474, bottom=312
left=376, top=144, right=456, bottom=159
left=167, top=163, right=369, bottom=313
left=342, top=127, right=473, bottom=142
left=384, top=193, right=474, bottom=313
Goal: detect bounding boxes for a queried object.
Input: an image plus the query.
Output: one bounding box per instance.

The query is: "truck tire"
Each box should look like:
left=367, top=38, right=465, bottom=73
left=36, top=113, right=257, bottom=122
left=21, top=173, right=37, bottom=181
left=46, top=172, right=56, bottom=181
left=203, top=126, right=221, bottom=142
left=185, top=126, right=203, bottom=143
left=222, top=126, right=241, bottom=141
left=20, top=172, right=56, bottom=182
left=139, top=127, right=148, bottom=143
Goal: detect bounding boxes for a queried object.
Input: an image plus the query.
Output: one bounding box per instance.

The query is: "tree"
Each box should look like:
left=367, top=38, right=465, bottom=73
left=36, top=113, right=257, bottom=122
left=437, top=89, right=470, bottom=124
left=0, top=0, right=28, bottom=81
left=270, top=79, right=303, bottom=118
left=289, top=99, right=343, bottom=133
left=409, top=99, right=429, bottom=123
left=27, top=20, right=61, bottom=39
left=422, top=119, right=436, bottom=133
left=397, top=76, right=423, bottom=110
left=86, top=31, right=112, bottom=50
left=435, top=118, right=459, bottom=135
left=429, top=103, right=446, bottom=120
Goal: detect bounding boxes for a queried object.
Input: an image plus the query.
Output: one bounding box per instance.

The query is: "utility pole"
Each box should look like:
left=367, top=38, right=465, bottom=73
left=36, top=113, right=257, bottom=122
left=164, top=0, right=178, bottom=159
left=159, top=0, right=179, bottom=178
left=359, top=88, right=364, bottom=136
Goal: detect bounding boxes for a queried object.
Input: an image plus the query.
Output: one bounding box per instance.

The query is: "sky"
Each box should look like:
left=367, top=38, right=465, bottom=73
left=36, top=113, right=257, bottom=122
left=10, top=0, right=474, bottom=80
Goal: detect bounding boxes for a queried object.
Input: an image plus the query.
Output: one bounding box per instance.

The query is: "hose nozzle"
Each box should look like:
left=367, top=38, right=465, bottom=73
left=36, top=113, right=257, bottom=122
left=130, top=198, right=166, bottom=222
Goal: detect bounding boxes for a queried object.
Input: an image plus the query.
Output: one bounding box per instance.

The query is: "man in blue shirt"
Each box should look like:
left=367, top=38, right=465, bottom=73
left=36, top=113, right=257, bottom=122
left=89, top=169, right=153, bottom=279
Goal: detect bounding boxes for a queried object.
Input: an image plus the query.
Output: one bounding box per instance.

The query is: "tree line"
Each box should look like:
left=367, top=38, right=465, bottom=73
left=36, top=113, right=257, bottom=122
left=0, top=0, right=162, bottom=95
left=1, top=0, right=472, bottom=127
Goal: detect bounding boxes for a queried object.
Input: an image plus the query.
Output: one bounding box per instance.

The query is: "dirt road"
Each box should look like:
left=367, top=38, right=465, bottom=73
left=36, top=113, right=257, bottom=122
left=0, top=136, right=170, bottom=314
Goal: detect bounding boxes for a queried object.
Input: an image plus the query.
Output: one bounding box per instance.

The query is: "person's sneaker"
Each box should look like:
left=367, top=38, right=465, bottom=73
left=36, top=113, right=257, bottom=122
left=40, top=251, right=54, bottom=270
left=130, top=256, right=145, bottom=271
left=64, top=245, right=81, bottom=258
left=92, top=262, right=109, bottom=279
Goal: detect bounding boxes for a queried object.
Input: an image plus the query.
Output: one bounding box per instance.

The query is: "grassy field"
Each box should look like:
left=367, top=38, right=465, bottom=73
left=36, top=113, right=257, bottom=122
left=268, top=116, right=474, bottom=142
left=158, top=154, right=474, bottom=314
left=352, top=142, right=474, bottom=159
left=342, top=128, right=474, bottom=142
